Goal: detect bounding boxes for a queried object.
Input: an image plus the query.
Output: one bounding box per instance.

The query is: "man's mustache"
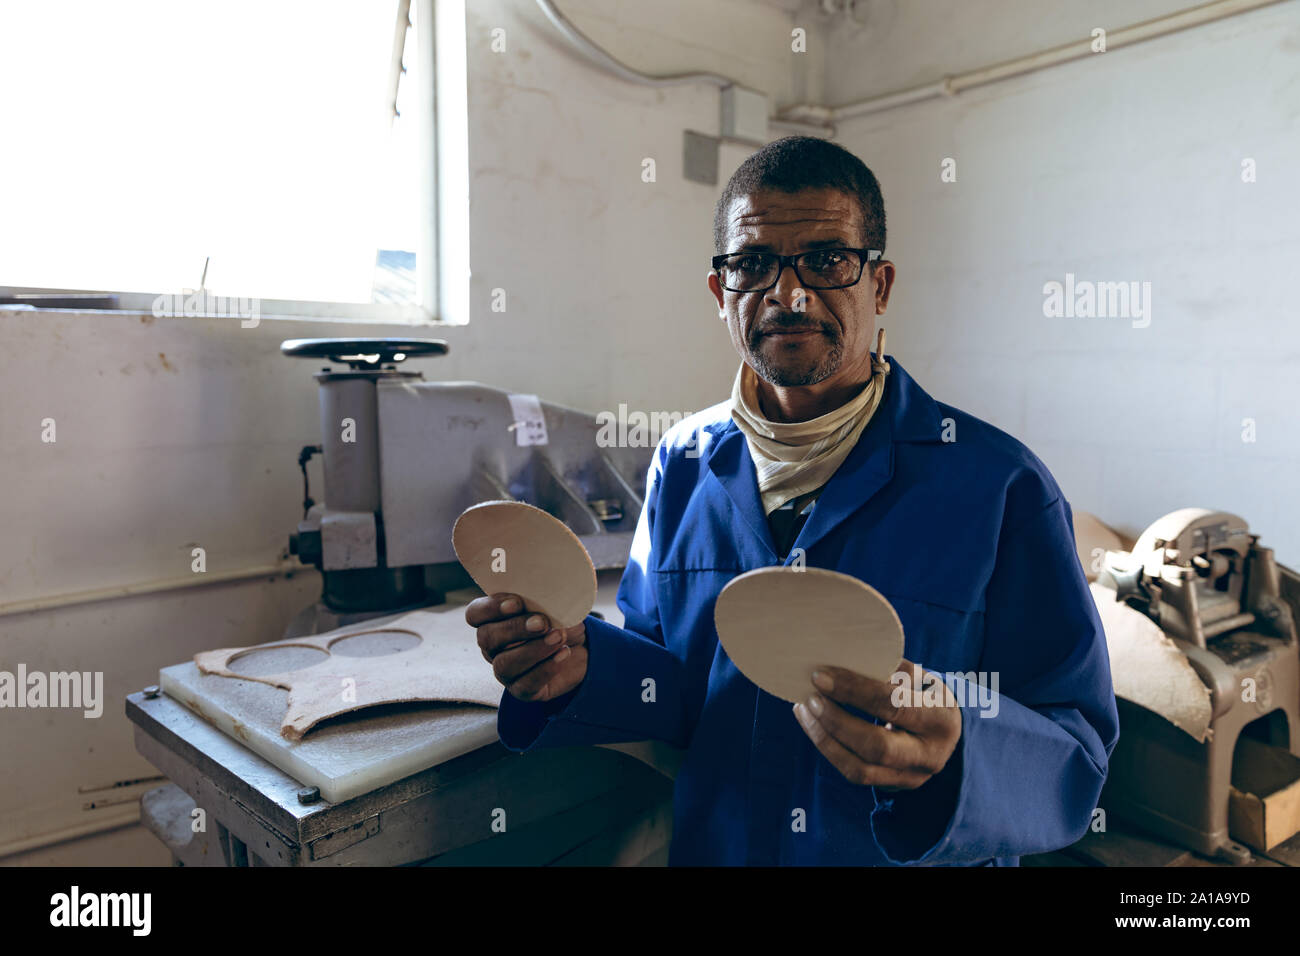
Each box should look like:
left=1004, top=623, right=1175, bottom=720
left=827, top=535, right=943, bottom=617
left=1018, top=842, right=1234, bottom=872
left=749, top=315, right=837, bottom=342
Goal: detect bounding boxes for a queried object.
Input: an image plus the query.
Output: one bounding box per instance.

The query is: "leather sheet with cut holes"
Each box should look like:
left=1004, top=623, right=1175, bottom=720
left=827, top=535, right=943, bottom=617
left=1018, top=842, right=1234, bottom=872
left=194, top=605, right=502, bottom=741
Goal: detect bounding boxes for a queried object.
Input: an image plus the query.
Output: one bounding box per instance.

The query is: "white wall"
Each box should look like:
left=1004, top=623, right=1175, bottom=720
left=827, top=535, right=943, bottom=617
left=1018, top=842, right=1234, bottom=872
left=0, top=0, right=809, bottom=860
left=828, top=0, right=1300, bottom=557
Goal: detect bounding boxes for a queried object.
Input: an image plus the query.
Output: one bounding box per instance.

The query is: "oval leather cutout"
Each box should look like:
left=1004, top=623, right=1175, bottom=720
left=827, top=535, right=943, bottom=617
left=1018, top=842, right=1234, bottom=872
left=713, top=566, right=904, bottom=703
left=452, top=500, right=596, bottom=628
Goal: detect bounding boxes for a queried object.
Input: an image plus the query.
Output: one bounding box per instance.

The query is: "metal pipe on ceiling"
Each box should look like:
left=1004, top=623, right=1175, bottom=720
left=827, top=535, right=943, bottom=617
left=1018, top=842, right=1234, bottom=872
left=534, top=0, right=1291, bottom=134
left=797, top=0, right=1290, bottom=124
left=534, top=0, right=733, bottom=88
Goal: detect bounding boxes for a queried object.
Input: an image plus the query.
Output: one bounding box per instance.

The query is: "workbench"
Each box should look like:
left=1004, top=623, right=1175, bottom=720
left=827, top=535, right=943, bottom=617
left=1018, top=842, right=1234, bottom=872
left=127, top=688, right=674, bottom=866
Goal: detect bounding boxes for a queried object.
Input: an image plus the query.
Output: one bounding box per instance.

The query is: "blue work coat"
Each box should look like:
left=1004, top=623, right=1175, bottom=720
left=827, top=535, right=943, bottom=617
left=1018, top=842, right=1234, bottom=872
left=498, top=355, right=1120, bottom=866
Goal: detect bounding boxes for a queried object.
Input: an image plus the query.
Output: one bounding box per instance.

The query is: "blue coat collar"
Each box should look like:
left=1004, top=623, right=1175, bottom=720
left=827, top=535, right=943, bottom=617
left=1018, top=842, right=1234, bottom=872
left=703, top=355, right=944, bottom=561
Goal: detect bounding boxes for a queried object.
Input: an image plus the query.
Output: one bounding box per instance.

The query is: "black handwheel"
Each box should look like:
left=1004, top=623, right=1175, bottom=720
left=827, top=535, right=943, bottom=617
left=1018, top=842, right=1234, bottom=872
left=280, top=337, right=449, bottom=369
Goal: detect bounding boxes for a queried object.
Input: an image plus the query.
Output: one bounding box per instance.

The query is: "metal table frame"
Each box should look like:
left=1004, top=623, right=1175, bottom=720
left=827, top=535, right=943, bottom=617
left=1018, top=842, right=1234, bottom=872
left=127, top=690, right=668, bottom=866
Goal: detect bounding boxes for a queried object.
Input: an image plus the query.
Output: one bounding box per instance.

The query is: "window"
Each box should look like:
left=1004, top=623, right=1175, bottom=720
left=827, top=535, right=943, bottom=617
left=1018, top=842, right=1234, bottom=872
left=0, top=0, right=462, bottom=323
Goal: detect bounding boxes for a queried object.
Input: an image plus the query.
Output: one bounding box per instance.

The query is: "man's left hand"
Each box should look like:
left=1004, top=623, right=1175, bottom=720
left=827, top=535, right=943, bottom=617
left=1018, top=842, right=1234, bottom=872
left=794, top=658, right=961, bottom=791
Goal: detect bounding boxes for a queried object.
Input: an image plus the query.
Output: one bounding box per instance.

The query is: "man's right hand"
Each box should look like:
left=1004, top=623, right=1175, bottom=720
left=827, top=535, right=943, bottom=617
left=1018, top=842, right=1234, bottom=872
left=465, top=593, right=588, bottom=704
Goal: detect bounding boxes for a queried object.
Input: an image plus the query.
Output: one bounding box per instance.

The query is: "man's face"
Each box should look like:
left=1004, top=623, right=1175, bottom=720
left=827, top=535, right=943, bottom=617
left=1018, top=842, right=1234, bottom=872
left=708, top=187, right=893, bottom=389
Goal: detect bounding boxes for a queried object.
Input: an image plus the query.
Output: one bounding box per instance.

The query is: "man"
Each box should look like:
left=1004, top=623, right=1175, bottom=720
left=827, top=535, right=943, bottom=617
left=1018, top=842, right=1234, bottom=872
left=466, top=136, right=1119, bottom=866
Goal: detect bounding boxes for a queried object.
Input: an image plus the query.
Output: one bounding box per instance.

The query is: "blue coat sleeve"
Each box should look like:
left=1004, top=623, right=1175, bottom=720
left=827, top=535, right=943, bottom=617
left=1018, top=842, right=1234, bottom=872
left=869, top=493, right=1120, bottom=864
left=497, top=439, right=691, bottom=752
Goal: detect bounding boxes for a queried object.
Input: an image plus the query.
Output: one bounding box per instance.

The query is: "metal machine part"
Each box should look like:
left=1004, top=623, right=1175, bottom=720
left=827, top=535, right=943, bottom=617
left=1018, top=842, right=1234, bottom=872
left=374, top=380, right=650, bottom=570
left=1125, top=508, right=1289, bottom=648
left=281, top=337, right=654, bottom=621
left=283, top=339, right=445, bottom=613
left=1100, top=508, right=1300, bottom=863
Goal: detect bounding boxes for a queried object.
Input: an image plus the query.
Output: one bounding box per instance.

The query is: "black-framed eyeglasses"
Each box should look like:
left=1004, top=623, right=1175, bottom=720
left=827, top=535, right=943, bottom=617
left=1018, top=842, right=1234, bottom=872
left=711, top=247, right=882, bottom=293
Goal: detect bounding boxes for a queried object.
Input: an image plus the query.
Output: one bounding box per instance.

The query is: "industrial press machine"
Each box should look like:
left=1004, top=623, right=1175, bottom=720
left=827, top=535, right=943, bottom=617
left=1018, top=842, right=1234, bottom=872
left=127, top=338, right=675, bottom=866
left=1099, top=508, right=1300, bottom=863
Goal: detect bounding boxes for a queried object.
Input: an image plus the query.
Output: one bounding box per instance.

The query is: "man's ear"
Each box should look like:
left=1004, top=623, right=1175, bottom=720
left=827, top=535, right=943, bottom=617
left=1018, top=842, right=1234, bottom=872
left=707, top=271, right=727, bottom=318
left=873, top=261, right=896, bottom=314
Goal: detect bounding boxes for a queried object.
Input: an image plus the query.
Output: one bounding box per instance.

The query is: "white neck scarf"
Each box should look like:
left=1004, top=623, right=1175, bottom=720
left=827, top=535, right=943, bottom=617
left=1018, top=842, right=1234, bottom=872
left=730, top=329, right=891, bottom=515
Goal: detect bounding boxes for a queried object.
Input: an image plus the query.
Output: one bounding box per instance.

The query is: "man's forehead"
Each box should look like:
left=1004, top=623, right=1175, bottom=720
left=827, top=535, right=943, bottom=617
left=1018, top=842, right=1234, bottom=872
left=724, top=188, right=861, bottom=245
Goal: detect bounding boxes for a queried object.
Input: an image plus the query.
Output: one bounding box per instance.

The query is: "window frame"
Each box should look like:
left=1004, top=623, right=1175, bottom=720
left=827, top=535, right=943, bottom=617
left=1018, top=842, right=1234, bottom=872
left=0, top=0, right=442, bottom=327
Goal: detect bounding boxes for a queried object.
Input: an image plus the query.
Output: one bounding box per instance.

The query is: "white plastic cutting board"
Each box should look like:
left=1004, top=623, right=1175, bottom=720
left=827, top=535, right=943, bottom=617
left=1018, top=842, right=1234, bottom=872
left=159, top=580, right=626, bottom=804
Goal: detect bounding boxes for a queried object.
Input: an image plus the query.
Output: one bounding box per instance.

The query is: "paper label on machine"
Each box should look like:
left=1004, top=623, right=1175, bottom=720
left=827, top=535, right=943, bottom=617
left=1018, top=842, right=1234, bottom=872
left=507, top=393, right=549, bottom=446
